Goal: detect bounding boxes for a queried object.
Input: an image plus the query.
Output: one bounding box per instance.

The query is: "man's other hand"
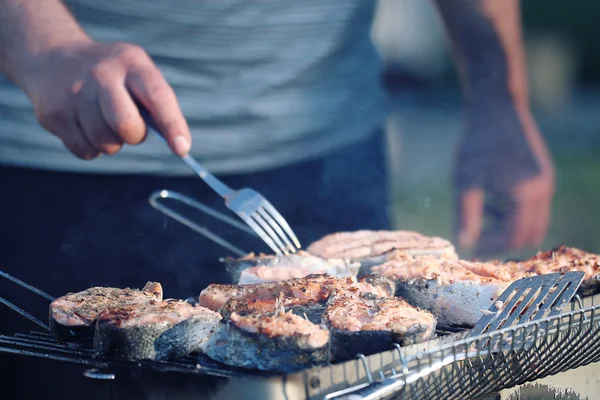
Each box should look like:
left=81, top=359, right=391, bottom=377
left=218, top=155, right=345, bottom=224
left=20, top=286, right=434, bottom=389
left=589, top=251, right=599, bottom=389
left=454, top=106, right=555, bottom=256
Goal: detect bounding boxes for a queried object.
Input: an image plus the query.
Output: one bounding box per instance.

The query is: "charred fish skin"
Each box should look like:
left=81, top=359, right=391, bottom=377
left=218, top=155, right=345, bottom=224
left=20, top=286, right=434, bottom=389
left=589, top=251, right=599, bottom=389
left=48, top=282, right=163, bottom=342
left=93, top=300, right=222, bottom=361
left=205, top=312, right=330, bottom=373
left=93, top=315, right=165, bottom=361
left=48, top=315, right=94, bottom=343
left=327, top=328, right=398, bottom=363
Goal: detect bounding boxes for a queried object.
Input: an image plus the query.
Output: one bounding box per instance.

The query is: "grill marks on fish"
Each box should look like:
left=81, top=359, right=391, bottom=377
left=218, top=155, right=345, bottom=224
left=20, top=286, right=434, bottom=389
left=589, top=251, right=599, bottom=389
left=94, top=299, right=221, bottom=361
left=306, top=230, right=457, bottom=261
left=224, top=250, right=360, bottom=285
left=205, top=311, right=330, bottom=372
left=199, top=280, right=285, bottom=311
left=324, top=295, right=436, bottom=334
left=49, top=282, right=163, bottom=341
left=323, top=294, right=436, bottom=361
left=507, top=246, right=600, bottom=283
left=371, top=253, right=535, bottom=285
left=370, top=254, right=528, bottom=326
left=368, top=246, right=600, bottom=327
left=370, top=246, right=599, bottom=288
left=203, top=273, right=402, bottom=368
left=231, top=312, right=329, bottom=348
left=213, top=274, right=395, bottom=325
left=201, top=274, right=396, bottom=315
left=219, top=296, right=325, bottom=324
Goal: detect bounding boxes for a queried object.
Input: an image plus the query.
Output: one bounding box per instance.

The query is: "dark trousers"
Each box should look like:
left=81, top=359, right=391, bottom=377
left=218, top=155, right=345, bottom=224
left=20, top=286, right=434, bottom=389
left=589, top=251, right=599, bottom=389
left=0, top=130, right=390, bottom=399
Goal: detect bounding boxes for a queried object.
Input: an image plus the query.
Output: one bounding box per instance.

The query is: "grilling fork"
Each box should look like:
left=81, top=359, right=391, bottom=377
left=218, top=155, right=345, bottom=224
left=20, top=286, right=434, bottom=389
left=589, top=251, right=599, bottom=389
left=138, top=106, right=301, bottom=256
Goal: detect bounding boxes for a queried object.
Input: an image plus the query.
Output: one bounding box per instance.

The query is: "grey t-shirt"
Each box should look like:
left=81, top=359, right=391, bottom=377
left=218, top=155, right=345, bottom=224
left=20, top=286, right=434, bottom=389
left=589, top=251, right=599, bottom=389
left=0, top=0, right=389, bottom=176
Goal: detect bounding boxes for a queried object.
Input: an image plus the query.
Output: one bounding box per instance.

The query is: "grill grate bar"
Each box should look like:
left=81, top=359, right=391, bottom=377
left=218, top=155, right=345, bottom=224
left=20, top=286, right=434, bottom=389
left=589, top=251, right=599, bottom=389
left=0, top=346, right=98, bottom=366
left=0, top=270, right=55, bottom=301
left=0, top=330, right=277, bottom=379
left=0, top=297, right=50, bottom=331
left=0, top=336, right=89, bottom=353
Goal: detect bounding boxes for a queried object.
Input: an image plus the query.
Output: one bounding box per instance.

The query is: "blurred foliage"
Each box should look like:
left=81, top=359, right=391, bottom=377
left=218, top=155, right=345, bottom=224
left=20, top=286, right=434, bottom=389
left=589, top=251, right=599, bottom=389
left=522, top=1, right=600, bottom=85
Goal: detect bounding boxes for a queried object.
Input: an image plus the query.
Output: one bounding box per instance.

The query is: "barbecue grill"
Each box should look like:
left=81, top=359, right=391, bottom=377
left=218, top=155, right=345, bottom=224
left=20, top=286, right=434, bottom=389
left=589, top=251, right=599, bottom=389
left=1, top=268, right=600, bottom=400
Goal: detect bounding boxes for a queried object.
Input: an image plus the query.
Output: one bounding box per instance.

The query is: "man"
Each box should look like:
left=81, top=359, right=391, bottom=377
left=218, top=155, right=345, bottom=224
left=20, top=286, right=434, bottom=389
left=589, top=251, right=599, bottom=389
left=0, top=0, right=553, bottom=398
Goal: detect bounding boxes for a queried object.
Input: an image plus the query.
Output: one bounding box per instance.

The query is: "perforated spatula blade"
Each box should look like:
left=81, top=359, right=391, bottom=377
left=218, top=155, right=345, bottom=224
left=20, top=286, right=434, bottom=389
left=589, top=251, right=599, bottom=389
left=468, top=271, right=585, bottom=351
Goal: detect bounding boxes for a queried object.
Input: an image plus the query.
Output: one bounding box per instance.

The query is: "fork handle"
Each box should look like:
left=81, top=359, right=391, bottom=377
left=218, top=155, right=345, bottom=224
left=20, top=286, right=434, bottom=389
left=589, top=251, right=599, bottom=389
left=137, top=103, right=234, bottom=197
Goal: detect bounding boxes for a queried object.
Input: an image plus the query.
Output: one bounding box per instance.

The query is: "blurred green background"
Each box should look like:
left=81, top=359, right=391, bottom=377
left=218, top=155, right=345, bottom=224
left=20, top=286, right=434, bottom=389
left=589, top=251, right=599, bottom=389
left=373, top=0, right=600, bottom=260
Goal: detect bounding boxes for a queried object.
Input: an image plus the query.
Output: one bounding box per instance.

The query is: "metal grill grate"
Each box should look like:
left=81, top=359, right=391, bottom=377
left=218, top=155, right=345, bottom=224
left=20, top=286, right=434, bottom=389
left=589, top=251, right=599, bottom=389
left=0, top=330, right=276, bottom=380
left=0, top=327, right=463, bottom=383
left=2, top=268, right=600, bottom=400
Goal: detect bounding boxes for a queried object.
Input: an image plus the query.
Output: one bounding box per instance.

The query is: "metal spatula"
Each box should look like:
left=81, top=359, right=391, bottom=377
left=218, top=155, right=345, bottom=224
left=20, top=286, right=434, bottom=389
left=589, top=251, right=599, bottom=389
left=468, top=271, right=585, bottom=340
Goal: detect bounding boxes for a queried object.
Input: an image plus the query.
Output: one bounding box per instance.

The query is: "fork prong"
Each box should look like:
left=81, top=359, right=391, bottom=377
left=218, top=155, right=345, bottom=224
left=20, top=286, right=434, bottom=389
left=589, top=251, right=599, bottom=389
left=252, top=213, right=289, bottom=255
left=257, top=208, right=295, bottom=253
left=261, top=200, right=301, bottom=249
left=242, top=215, right=283, bottom=256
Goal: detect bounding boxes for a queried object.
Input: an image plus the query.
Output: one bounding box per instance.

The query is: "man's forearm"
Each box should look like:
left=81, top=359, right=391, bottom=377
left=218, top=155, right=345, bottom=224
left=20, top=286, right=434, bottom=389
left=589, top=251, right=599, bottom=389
left=432, top=0, right=529, bottom=110
left=0, top=0, right=88, bottom=88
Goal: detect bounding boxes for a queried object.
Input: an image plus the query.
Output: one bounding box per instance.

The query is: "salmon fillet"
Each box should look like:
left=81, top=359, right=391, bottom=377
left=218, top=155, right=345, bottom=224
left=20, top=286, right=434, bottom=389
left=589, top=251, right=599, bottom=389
left=94, top=299, right=221, bottom=361
left=199, top=274, right=395, bottom=312
left=371, top=253, right=533, bottom=285
left=205, top=310, right=330, bottom=372
left=224, top=250, right=360, bottom=284
left=510, top=245, right=600, bottom=282
left=49, top=282, right=163, bottom=341
left=306, top=230, right=457, bottom=260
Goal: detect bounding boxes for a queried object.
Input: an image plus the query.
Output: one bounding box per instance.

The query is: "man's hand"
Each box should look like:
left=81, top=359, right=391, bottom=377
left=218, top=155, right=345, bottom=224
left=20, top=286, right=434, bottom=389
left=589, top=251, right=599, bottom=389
left=22, top=40, right=191, bottom=159
left=455, top=108, right=555, bottom=255
left=0, top=0, right=191, bottom=159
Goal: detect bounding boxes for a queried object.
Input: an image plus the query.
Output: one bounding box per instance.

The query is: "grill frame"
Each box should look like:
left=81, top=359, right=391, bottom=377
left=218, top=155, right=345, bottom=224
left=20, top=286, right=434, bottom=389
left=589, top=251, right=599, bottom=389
left=316, top=292, right=600, bottom=399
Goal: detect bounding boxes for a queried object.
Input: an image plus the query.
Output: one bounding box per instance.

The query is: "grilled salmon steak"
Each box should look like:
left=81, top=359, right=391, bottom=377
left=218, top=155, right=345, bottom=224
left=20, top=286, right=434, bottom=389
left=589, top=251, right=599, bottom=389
left=49, top=282, right=163, bottom=342
left=205, top=310, right=330, bottom=372
left=200, top=274, right=395, bottom=314
left=94, top=299, right=221, bottom=361
left=307, top=230, right=457, bottom=262
left=323, top=293, right=436, bottom=361
left=223, top=250, right=360, bottom=284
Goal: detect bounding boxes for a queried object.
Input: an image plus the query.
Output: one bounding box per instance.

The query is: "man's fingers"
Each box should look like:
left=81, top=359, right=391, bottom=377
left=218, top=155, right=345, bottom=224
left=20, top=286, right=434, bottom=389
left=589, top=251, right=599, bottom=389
left=126, top=66, right=191, bottom=156
left=98, top=82, right=147, bottom=146
left=532, top=197, right=551, bottom=247
left=37, top=107, right=101, bottom=160
left=62, top=121, right=102, bottom=160
left=457, top=188, right=485, bottom=250
left=531, top=182, right=553, bottom=247
left=510, top=184, right=538, bottom=249
left=76, top=92, right=123, bottom=155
